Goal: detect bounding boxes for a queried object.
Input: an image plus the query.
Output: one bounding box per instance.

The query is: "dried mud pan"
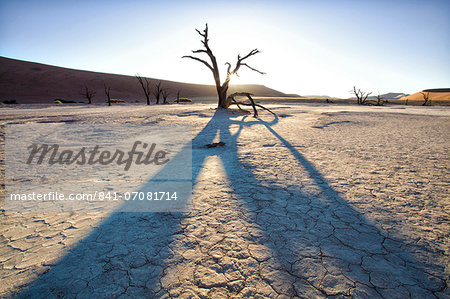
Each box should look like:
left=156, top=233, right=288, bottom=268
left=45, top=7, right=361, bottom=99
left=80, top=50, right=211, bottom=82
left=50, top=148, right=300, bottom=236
left=0, top=103, right=449, bottom=298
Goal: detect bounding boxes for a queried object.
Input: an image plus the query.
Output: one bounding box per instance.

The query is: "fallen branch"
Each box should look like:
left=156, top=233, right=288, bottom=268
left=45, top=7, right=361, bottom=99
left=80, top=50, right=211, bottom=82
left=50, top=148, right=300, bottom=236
left=227, top=92, right=275, bottom=117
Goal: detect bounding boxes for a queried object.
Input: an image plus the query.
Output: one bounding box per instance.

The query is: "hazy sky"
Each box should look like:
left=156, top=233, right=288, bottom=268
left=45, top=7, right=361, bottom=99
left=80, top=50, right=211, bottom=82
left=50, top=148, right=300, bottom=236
left=1, top=0, right=449, bottom=97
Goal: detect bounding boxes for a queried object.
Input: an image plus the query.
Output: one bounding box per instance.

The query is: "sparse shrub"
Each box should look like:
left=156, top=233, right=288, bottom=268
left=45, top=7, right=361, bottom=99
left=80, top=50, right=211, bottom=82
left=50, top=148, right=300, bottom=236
left=54, top=99, right=76, bottom=104
left=174, top=98, right=192, bottom=103
left=109, top=99, right=126, bottom=103
left=4, top=100, right=17, bottom=104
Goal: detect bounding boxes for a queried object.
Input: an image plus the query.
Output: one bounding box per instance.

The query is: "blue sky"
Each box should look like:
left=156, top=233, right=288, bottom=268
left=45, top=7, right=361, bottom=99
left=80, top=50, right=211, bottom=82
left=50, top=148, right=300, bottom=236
left=1, top=0, right=449, bottom=97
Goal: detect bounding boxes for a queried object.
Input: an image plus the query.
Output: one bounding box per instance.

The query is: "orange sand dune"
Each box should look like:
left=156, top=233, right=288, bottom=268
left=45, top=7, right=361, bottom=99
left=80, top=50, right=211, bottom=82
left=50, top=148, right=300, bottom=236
left=0, top=57, right=286, bottom=104
left=399, top=89, right=450, bottom=103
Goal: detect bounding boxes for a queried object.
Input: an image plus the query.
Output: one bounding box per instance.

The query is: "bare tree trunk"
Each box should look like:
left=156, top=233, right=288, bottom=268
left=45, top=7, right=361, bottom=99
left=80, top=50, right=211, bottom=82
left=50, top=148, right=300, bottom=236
left=104, top=84, right=111, bottom=106
left=176, top=90, right=181, bottom=103
left=154, top=81, right=162, bottom=104
left=136, top=74, right=151, bottom=105
left=218, top=84, right=230, bottom=108
left=83, top=86, right=95, bottom=104
left=162, top=88, right=170, bottom=104
left=376, top=94, right=384, bottom=106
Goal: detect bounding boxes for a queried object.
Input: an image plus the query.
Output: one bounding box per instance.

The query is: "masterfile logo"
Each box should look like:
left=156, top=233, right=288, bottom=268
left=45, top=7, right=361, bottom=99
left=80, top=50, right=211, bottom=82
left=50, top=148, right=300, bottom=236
left=5, top=123, right=192, bottom=213
left=26, top=141, right=170, bottom=171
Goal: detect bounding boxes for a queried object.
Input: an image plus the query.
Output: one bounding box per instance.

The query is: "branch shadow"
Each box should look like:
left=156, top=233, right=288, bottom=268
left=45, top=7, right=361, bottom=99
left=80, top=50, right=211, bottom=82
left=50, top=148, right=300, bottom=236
left=17, top=110, right=445, bottom=298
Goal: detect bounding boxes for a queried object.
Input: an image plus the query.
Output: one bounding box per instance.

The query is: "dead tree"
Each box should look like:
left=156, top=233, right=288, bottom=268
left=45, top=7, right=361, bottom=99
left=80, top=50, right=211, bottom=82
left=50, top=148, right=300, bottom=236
left=83, top=86, right=95, bottom=104
left=162, top=88, right=170, bottom=104
left=176, top=90, right=181, bottom=103
left=104, top=83, right=111, bottom=106
left=420, top=91, right=430, bottom=106
left=376, top=94, right=384, bottom=106
left=153, top=81, right=163, bottom=104
left=136, top=74, right=151, bottom=105
left=183, top=24, right=266, bottom=110
left=352, top=86, right=372, bottom=105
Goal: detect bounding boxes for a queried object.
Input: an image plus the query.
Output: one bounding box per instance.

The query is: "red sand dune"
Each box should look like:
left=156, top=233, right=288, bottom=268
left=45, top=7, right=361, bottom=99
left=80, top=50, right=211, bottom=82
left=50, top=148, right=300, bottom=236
left=0, top=57, right=287, bottom=104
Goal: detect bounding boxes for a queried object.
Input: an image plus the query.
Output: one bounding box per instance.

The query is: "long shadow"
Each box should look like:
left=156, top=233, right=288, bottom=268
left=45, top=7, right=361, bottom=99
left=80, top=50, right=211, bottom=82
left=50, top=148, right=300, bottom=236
left=17, top=110, right=445, bottom=298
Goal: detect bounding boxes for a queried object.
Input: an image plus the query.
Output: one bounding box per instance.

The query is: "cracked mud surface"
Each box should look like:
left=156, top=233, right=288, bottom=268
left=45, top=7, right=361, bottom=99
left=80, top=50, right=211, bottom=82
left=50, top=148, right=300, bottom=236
left=0, top=103, right=449, bottom=298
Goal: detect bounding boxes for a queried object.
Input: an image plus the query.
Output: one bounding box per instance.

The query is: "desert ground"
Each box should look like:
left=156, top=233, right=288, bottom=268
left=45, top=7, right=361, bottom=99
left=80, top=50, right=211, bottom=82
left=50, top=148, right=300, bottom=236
left=0, top=102, right=449, bottom=298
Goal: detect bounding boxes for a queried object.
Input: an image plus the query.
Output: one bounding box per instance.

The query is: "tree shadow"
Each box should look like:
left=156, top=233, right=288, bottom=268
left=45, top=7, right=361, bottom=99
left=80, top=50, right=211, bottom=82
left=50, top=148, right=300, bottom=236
left=17, top=110, right=445, bottom=298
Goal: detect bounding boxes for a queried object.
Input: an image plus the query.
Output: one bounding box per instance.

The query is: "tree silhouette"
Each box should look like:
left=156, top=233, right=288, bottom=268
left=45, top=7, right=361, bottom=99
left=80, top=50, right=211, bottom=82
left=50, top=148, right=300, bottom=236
left=153, top=81, right=163, bottom=104
left=352, top=86, right=372, bottom=105
left=136, top=74, right=151, bottom=105
left=83, top=86, right=95, bottom=104
left=104, top=83, right=111, bottom=106
left=176, top=89, right=181, bottom=103
left=183, top=24, right=265, bottom=109
left=162, top=88, right=170, bottom=104
left=420, top=91, right=430, bottom=106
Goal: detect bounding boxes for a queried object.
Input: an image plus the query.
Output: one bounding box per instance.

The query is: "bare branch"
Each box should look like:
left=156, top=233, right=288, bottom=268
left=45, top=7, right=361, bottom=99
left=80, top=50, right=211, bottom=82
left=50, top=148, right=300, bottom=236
left=192, top=49, right=209, bottom=54
left=229, top=49, right=264, bottom=76
left=195, top=29, right=204, bottom=37
left=232, top=101, right=276, bottom=116
left=227, top=92, right=275, bottom=117
left=225, top=62, right=232, bottom=75
left=241, top=63, right=266, bottom=75
left=239, top=49, right=260, bottom=62
left=182, top=55, right=214, bottom=72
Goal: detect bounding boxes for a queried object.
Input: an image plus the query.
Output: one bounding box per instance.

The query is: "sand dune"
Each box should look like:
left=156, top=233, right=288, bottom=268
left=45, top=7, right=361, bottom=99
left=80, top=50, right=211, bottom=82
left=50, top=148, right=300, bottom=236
left=0, top=57, right=287, bottom=104
left=399, top=88, right=450, bottom=102
left=368, top=92, right=408, bottom=99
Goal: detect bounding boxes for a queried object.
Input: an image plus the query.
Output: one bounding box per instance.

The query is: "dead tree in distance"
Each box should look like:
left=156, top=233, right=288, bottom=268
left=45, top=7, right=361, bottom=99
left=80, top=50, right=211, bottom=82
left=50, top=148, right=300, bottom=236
left=162, top=88, right=170, bottom=104
left=376, top=93, right=384, bottom=106
left=83, top=86, right=95, bottom=104
left=183, top=24, right=267, bottom=110
left=352, top=86, right=372, bottom=105
left=420, top=91, right=430, bottom=106
left=104, top=83, right=112, bottom=106
left=176, top=89, right=181, bottom=103
left=153, top=81, right=163, bottom=104
left=136, top=74, right=151, bottom=105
